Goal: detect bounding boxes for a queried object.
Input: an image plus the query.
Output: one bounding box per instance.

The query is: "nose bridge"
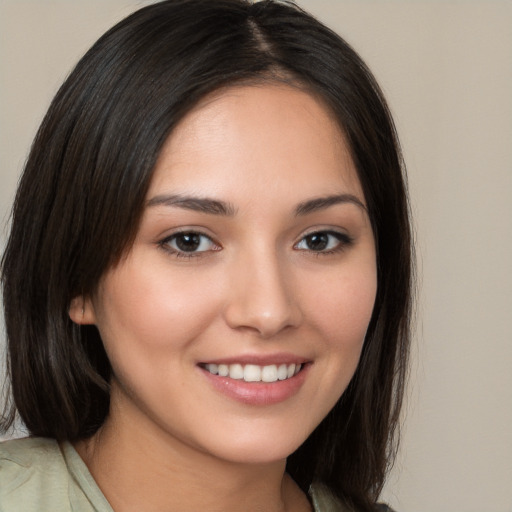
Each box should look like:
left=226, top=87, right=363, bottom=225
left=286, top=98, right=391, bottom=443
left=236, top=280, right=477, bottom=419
left=224, top=241, right=301, bottom=337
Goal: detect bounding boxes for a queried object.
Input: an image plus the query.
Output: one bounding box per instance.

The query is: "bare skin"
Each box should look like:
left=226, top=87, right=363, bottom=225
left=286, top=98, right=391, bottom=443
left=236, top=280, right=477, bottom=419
left=71, top=83, right=376, bottom=512
left=75, top=380, right=312, bottom=512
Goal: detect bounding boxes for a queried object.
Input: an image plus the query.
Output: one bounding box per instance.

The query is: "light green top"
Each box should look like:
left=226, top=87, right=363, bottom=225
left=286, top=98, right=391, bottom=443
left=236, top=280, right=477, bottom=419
left=0, top=437, right=348, bottom=512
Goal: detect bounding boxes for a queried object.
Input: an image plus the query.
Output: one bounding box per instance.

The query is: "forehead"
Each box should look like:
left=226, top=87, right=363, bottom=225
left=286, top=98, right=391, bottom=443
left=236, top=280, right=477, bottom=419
left=149, top=84, right=363, bottom=203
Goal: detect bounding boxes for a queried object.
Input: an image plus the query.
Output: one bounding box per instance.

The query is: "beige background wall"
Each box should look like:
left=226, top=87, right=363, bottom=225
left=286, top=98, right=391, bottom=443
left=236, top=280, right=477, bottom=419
left=1, top=1, right=511, bottom=511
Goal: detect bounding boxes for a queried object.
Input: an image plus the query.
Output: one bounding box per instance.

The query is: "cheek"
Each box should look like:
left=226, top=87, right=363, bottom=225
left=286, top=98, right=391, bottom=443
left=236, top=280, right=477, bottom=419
left=92, top=260, right=222, bottom=358
left=307, top=268, right=377, bottom=348
left=306, top=268, right=377, bottom=406
left=290, top=268, right=376, bottom=434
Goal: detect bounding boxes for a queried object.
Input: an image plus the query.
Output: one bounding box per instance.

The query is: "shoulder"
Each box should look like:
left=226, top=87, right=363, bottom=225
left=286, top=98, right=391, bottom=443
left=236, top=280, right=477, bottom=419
left=309, top=483, right=351, bottom=512
left=0, top=436, right=62, bottom=467
left=0, top=437, right=71, bottom=511
left=0, top=437, right=65, bottom=482
left=309, top=483, right=397, bottom=512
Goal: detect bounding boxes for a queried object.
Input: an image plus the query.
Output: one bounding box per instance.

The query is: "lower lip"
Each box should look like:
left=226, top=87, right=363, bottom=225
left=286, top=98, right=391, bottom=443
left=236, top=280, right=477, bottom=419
left=199, top=365, right=309, bottom=406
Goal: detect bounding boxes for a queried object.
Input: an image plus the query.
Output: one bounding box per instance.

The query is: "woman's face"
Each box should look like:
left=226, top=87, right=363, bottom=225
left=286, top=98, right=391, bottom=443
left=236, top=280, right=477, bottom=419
left=80, top=84, right=377, bottom=464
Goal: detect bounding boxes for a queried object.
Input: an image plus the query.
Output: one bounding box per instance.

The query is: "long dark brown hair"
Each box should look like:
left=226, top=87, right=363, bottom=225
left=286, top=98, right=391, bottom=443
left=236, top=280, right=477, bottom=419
left=1, top=1, right=413, bottom=510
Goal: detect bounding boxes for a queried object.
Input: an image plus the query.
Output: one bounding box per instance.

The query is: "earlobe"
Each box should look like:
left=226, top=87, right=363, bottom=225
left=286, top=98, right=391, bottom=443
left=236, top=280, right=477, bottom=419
left=69, top=296, right=96, bottom=325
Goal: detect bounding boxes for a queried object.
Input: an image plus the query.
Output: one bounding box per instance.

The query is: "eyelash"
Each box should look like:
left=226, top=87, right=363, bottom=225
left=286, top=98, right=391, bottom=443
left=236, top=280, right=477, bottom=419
left=158, top=229, right=353, bottom=259
left=159, top=230, right=220, bottom=259
left=158, top=230, right=220, bottom=259
left=294, top=230, right=354, bottom=255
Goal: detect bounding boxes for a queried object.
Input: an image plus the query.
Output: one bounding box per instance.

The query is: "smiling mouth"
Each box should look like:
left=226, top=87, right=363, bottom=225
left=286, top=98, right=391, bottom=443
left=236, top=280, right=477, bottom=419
left=199, top=363, right=303, bottom=383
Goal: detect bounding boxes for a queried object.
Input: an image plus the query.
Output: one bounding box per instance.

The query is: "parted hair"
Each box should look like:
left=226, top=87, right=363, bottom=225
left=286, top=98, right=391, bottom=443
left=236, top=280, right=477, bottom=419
left=1, top=1, right=413, bottom=511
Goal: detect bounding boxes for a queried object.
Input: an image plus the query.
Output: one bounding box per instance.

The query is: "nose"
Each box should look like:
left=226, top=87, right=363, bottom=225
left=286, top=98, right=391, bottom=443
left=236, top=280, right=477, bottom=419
left=223, top=248, right=303, bottom=338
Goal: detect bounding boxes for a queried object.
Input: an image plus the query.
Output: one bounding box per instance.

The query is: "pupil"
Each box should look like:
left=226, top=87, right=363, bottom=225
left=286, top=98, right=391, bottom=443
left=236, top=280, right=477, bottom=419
left=307, top=233, right=328, bottom=251
left=176, top=233, right=200, bottom=252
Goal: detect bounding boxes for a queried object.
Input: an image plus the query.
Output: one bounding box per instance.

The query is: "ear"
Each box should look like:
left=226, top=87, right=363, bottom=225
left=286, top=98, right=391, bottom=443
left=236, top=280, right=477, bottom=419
left=69, top=295, right=96, bottom=325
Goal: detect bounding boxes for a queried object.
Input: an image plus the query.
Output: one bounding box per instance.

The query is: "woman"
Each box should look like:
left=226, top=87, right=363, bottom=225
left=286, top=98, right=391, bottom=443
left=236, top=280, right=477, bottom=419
left=0, top=1, right=412, bottom=511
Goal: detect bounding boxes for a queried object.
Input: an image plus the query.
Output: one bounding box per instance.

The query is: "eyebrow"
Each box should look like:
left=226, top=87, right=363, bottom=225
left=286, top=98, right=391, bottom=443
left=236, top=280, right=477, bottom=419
left=295, top=194, right=367, bottom=216
left=146, top=194, right=237, bottom=216
left=146, top=192, right=366, bottom=217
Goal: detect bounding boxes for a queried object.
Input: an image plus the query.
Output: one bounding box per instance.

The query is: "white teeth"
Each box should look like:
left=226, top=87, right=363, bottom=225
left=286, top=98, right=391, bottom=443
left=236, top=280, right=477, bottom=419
left=277, top=364, right=288, bottom=380
left=204, top=362, right=303, bottom=382
left=230, top=364, right=244, bottom=380
left=244, top=364, right=261, bottom=382
left=206, top=363, right=218, bottom=375
left=261, top=365, right=278, bottom=383
left=218, top=364, right=229, bottom=377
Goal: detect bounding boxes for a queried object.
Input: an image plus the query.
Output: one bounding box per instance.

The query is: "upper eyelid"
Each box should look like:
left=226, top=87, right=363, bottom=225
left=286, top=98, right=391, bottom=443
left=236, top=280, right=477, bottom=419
left=157, top=228, right=221, bottom=250
left=294, top=229, right=354, bottom=250
left=159, top=227, right=218, bottom=243
left=297, top=227, right=351, bottom=240
left=162, top=231, right=218, bottom=244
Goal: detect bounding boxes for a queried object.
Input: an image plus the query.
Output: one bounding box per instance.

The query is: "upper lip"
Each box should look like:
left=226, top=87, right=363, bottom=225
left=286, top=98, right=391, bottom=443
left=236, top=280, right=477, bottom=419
left=198, top=353, right=310, bottom=366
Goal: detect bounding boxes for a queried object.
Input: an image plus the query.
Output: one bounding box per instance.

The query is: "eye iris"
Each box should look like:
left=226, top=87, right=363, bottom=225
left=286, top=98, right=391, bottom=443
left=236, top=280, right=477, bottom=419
left=175, top=233, right=201, bottom=252
left=306, top=233, right=329, bottom=251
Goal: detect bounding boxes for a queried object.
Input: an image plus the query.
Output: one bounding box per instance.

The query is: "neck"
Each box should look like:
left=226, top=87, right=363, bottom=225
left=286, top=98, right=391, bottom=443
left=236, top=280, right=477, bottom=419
left=74, top=386, right=311, bottom=512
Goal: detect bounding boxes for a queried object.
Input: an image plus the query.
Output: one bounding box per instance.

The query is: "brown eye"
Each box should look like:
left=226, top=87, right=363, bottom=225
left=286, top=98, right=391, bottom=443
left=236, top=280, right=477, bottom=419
left=174, top=233, right=201, bottom=252
left=163, top=232, right=217, bottom=254
left=304, top=233, right=329, bottom=251
left=295, top=231, right=352, bottom=253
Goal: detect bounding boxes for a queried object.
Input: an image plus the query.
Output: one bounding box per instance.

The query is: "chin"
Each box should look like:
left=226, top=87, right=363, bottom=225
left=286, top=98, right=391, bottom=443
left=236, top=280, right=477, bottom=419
left=195, top=423, right=312, bottom=466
